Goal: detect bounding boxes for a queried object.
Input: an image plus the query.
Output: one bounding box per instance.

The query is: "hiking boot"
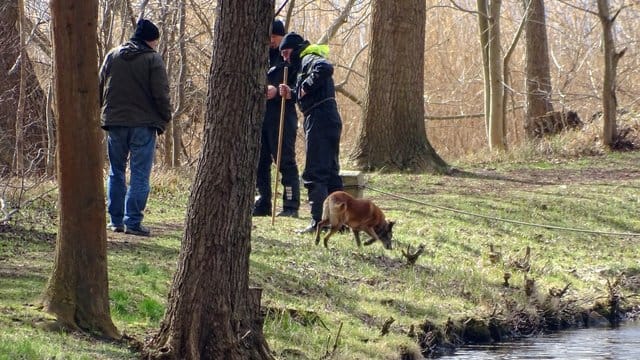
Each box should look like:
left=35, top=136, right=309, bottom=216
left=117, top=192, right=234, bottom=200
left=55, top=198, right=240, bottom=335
left=125, top=225, right=151, bottom=237
left=277, top=209, right=299, bottom=218
left=107, top=223, right=124, bottom=233
left=252, top=207, right=271, bottom=217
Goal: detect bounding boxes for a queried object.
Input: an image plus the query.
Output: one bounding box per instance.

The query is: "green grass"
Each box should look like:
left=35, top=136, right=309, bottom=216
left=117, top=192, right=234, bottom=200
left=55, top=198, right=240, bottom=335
left=2, top=152, right=640, bottom=358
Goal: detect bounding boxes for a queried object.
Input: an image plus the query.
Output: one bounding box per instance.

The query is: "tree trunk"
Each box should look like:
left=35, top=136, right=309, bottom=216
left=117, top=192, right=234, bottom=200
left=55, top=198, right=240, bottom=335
left=46, top=85, right=56, bottom=177
left=477, top=0, right=491, bottom=140
left=501, top=0, right=528, bottom=146
left=171, top=0, right=186, bottom=168
left=523, top=0, right=555, bottom=139
left=98, top=0, right=116, bottom=66
left=0, top=0, right=47, bottom=175
left=158, top=0, right=174, bottom=168
left=15, top=0, right=25, bottom=174
left=487, top=0, right=505, bottom=150
left=43, top=0, right=119, bottom=340
left=145, top=1, right=273, bottom=359
left=597, top=0, right=624, bottom=147
left=350, top=0, right=447, bottom=173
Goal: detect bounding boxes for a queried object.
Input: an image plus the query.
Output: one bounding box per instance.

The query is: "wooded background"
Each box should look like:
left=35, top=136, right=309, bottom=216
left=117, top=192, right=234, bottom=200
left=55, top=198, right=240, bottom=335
left=2, top=0, right=639, bottom=173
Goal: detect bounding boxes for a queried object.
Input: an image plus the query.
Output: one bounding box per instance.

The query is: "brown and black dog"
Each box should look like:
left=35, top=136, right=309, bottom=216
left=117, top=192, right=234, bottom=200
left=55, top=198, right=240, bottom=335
left=314, top=191, right=394, bottom=250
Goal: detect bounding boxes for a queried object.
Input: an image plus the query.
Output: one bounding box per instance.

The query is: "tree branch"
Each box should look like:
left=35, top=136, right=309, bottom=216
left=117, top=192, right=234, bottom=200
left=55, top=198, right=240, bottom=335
left=317, top=0, right=357, bottom=45
left=556, top=0, right=598, bottom=16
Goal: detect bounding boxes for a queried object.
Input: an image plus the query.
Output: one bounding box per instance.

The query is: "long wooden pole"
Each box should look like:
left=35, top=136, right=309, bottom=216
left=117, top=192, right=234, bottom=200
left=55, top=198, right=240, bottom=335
left=271, top=66, right=288, bottom=225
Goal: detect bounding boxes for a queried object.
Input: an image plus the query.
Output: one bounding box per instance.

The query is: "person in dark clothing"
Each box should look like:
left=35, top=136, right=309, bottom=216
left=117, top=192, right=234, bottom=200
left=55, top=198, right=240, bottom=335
left=253, top=20, right=301, bottom=218
left=278, top=32, right=343, bottom=233
left=99, top=19, right=172, bottom=237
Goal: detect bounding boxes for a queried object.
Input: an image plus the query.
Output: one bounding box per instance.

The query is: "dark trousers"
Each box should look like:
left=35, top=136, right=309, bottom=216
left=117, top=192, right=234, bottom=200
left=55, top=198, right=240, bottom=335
left=255, top=107, right=300, bottom=212
left=302, top=103, right=343, bottom=221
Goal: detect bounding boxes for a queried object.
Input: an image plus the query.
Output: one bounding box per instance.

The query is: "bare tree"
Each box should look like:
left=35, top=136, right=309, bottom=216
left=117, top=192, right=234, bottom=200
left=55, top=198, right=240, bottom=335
left=350, top=0, right=447, bottom=172
left=15, top=0, right=26, bottom=174
left=43, top=0, right=119, bottom=339
left=597, top=0, right=626, bottom=147
left=476, top=0, right=491, bottom=140
left=169, top=0, right=186, bottom=167
left=451, top=0, right=507, bottom=149
left=485, top=0, right=505, bottom=150
left=0, top=0, right=47, bottom=175
left=145, top=0, right=273, bottom=358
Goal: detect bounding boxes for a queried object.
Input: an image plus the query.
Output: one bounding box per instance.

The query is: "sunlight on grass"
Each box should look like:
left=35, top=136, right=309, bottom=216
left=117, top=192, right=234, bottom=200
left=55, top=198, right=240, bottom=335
left=138, top=298, right=164, bottom=322
left=3, top=151, right=640, bottom=358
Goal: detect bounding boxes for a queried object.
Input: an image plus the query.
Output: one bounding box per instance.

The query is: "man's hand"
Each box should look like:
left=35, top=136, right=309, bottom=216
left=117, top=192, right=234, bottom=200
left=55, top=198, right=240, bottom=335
left=266, top=85, right=277, bottom=100
left=278, top=84, right=292, bottom=99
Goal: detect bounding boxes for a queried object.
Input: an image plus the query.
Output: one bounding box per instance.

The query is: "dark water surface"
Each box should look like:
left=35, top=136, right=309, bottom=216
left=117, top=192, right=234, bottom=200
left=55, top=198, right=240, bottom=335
left=440, top=322, right=640, bottom=359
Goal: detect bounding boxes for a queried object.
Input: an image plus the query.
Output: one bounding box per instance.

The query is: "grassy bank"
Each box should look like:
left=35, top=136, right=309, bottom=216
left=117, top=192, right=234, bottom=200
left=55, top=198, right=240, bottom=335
left=1, top=151, right=640, bottom=359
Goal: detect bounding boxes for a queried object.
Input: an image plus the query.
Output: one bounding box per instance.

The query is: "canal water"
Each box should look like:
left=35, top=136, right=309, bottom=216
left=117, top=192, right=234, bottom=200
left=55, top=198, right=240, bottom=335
left=440, top=322, right=640, bottom=359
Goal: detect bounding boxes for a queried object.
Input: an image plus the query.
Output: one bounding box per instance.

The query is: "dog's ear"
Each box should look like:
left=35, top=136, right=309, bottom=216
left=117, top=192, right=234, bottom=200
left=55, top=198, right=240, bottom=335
left=388, top=221, right=395, bottom=231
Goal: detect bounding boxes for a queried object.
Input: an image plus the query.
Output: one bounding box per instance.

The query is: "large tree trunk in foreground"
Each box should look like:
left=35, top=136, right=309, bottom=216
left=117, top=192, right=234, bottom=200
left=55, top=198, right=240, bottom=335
left=43, top=0, right=119, bottom=339
left=146, top=1, right=273, bottom=359
left=0, top=0, right=48, bottom=174
left=351, top=0, right=447, bottom=173
left=523, top=0, right=555, bottom=139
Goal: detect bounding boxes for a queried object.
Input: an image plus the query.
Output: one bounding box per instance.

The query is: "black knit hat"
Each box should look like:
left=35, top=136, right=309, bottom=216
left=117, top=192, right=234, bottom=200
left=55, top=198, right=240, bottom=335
left=133, top=19, right=160, bottom=41
left=279, top=32, right=305, bottom=51
left=271, top=20, right=286, bottom=36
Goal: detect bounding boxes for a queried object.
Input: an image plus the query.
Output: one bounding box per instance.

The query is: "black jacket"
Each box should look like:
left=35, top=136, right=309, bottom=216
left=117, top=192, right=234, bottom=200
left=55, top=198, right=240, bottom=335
left=266, top=48, right=297, bottom=116
left=293, top=47, right=337, bottom=116
left=99, top=39, right=172, bottom=134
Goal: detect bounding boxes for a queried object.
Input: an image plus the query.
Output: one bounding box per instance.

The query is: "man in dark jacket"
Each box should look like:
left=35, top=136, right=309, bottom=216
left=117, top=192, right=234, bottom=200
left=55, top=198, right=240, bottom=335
left=278, top=32, right=343, bottom=233
left=253, top=20, right=300, bottom=218
left=99, top=19, right=171, bottom=236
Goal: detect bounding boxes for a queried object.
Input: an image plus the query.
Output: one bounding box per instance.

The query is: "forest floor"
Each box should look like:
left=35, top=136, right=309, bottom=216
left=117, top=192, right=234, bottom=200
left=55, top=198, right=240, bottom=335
left=1, top=151, right=640, bottom=359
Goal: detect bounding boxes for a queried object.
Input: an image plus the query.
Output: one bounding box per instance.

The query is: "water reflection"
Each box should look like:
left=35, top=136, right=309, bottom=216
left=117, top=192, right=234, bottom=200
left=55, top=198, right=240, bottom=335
left=441, top=322, right=640, bottom=359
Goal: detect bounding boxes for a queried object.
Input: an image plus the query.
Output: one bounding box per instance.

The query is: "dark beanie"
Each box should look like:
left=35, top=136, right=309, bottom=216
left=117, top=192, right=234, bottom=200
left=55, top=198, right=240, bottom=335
left=279, top=32, right=305, bottom=51
left=134, top=19, right=160, bottom=41
left=271, top=20, right=286, bottom=36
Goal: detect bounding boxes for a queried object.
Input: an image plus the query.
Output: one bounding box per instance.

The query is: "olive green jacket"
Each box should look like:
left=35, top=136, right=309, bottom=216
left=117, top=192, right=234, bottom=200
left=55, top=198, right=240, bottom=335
left=99, top=39, right=172, bottom=134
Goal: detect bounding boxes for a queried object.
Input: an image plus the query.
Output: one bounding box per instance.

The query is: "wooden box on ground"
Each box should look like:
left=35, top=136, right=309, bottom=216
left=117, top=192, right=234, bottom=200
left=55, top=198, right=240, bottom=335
left=339, top=170, right=364, bottom=198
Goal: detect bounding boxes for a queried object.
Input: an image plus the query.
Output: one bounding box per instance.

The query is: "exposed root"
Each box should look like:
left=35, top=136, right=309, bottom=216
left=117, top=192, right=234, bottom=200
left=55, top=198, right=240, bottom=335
left=380, top=317, right=395, bottom=336
left=402, top=244, right=426, bottom=265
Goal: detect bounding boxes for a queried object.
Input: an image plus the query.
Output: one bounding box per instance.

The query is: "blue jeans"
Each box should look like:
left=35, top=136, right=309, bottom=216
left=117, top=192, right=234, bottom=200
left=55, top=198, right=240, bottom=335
left=106, top=126, right=156, bottom=229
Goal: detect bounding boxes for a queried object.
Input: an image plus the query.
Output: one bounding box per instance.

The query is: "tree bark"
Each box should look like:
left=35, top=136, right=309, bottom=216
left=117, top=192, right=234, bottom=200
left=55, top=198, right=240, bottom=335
left=350, top=0, right=447, bottom=173
left=145, top=1, right=273, bottom=359
left=477, top=0, right=491, bottom=140
left=15, top=0, right=25, bottom=174
left=43, top=0, right=119, bottom=340
left=523, top=0, right=555, bottom=139
left=487, top=0, right=505, bottom=150
left=597, top=0, right=624, bottom=147
left=171, top=0, right=186, bottom=167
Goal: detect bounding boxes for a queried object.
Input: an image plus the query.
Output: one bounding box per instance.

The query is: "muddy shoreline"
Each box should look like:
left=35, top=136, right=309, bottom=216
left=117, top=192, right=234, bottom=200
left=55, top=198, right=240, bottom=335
left=410, top=284, right=640, bottom=358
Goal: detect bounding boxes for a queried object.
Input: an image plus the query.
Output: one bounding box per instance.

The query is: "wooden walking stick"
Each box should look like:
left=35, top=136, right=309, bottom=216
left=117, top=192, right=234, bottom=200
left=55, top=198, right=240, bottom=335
left=271, top=66, right=289, bottom=225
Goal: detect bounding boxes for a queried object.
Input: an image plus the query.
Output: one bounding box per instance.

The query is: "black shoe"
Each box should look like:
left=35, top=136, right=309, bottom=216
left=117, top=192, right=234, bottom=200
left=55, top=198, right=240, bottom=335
left=125, top=225, right=151, bottom=237
left=252, top=208, right=271, bottom=217
left=107, top=223, right=124, bottom=233
left=277, top=209, right=299, bottom=218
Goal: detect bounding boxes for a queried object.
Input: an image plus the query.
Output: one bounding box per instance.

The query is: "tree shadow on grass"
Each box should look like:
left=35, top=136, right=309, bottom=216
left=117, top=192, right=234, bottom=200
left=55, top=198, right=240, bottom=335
left=0, top=224, right=56, bottom=244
